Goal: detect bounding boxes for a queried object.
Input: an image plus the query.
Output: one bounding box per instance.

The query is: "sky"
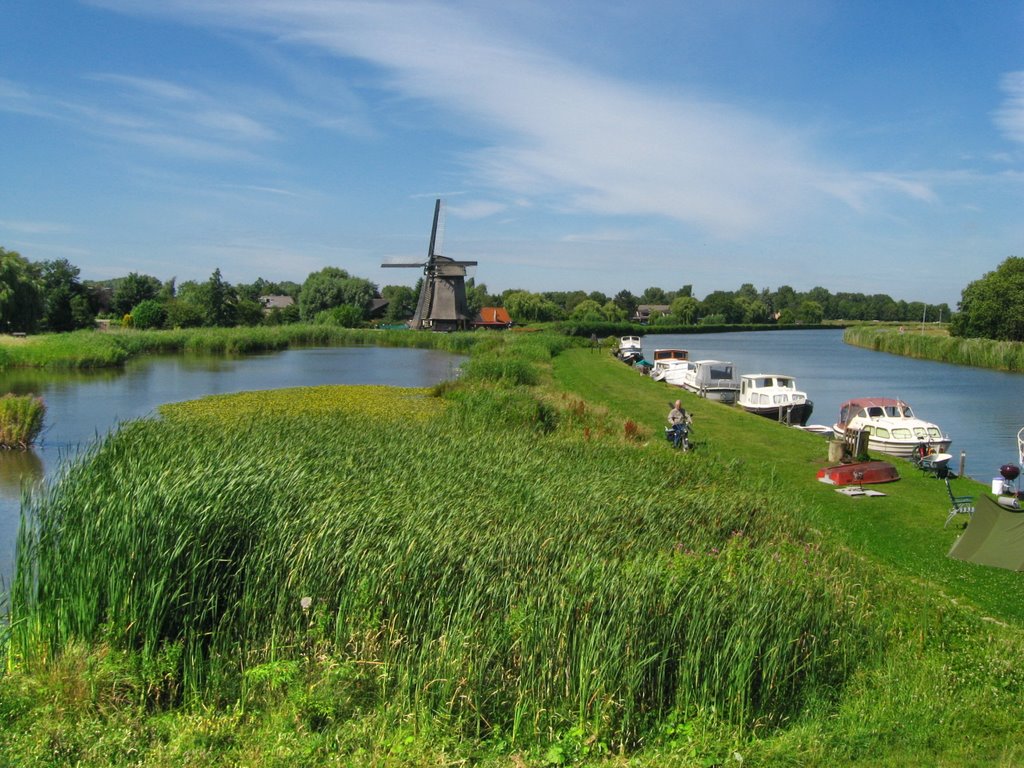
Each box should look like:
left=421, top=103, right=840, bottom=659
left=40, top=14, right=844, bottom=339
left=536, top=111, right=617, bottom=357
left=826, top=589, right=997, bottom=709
left=1, top=1, right=1022, bottom=306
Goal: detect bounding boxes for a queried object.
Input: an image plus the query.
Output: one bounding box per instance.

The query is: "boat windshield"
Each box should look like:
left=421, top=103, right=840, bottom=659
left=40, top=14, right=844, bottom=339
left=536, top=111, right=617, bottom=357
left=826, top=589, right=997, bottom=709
left=902, top=405, right=915, bottom=417
left=709, top=364, right=733, bottom=380
left=777, top=378, right=794, bottom=388
left=867, top=407, right=885, bottom=418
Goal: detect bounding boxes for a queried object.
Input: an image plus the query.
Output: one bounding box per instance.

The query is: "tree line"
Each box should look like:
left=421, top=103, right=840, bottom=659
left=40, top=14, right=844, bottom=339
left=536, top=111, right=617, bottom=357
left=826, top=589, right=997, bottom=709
left=0, top=243, right=1000, bottom=336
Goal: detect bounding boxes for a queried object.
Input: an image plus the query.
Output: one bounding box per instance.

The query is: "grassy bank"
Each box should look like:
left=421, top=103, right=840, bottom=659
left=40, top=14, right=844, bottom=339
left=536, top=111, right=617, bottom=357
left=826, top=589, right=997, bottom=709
left=0, top=325, right=482, bottom=370
left=844, top=324, right=1024, bottom=371
left=4, top=334, right=1024, bottom=766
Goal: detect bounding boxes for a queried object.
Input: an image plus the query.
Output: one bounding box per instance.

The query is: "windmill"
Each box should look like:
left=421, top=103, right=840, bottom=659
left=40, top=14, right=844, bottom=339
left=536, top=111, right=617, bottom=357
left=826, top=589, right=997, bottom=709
left=382, top=199, right=478, bottom=331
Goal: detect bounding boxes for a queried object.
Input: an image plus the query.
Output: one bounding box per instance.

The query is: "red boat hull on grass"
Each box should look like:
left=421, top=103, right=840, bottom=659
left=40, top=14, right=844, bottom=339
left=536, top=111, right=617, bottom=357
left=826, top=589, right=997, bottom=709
left=817, top=460, right=900, bottom=486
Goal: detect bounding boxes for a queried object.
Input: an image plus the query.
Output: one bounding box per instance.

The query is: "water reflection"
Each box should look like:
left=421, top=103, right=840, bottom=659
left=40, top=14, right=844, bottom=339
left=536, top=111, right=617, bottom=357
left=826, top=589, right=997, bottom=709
left=0, top=449, right=43, bottom=494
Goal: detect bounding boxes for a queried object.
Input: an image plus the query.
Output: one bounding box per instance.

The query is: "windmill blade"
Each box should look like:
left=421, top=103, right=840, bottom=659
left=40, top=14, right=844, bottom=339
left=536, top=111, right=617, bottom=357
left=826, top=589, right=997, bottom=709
left=427, top=198, right=443, bottom=259
left=381, top=262, right=427, bottom=268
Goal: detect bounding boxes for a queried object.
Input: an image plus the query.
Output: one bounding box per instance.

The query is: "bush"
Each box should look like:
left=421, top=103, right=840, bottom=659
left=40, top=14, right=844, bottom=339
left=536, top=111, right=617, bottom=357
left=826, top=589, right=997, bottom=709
left=313, top=305, right=364, bottom=328
left=0, top=394, right=45, bottom=448
left=130, top=299, right=167, bottom=330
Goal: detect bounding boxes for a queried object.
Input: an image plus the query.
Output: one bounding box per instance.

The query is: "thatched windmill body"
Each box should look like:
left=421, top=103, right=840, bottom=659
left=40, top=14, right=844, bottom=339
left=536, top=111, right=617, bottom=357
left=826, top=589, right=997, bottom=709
left=382, top=199, right=478, bottom=331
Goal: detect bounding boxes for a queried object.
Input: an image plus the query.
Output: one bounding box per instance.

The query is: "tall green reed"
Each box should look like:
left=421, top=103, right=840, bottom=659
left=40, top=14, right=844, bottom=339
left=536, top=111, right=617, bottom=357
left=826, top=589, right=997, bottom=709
left=0, top=394, right=45, bottom=448
left=844, top=324, right=1024, bottom=371
left=10, top=380, right=883, bottom=747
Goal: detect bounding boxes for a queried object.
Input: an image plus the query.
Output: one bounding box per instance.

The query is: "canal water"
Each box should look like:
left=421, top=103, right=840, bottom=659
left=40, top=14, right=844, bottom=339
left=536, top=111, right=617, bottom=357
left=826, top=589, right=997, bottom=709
left=0, top=346, right=463, bottom=583
left=643, top=329, right=1023, bottom=480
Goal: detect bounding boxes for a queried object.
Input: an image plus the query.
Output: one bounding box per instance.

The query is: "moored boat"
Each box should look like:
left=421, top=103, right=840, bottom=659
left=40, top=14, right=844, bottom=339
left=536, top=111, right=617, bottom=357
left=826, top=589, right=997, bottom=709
left=832, top=397, right=951, bottom=458
left=817, top=460, right=900, bottom=486
left=651, top=357, right=694, bottom=384
left=737, top=373, right=814, bottom=426
left=651, top=348, right=689, bottom=363
left=682, top=360, right=740, bottom=403
left=614, top=335, right=644, bottom=364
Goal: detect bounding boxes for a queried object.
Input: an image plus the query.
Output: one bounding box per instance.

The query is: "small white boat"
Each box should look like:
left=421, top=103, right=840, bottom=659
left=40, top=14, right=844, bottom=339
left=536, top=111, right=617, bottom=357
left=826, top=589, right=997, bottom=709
left=614, top=336, right=643, bottom=363
left=682, top=360, right=740, bottom=403
left=655, top=358, right=696, bottom=386
left=737, top=374, right=814, bottom=426
left=832, top=397, right=951, bottom=458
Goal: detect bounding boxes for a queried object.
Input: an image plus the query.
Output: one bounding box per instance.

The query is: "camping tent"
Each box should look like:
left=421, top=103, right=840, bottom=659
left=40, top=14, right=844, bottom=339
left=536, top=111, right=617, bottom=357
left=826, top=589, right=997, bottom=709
left=948, top=494, right=1024, bottom=571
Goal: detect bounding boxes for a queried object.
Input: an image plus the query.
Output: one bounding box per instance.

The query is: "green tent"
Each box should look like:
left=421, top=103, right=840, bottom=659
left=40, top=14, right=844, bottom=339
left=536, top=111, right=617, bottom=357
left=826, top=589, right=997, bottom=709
left=948, top=494, right=1024, bottom=571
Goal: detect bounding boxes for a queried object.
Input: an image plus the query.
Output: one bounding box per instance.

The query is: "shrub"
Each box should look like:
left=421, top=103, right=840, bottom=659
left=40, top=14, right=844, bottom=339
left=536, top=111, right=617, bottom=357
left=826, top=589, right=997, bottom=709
left=130, top=299, right=168, bottom=330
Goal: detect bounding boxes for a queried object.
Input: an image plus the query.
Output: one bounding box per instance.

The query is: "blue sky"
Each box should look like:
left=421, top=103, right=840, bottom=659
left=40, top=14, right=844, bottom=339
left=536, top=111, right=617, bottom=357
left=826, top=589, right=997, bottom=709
left=1, top=1, right=1022, bottom=306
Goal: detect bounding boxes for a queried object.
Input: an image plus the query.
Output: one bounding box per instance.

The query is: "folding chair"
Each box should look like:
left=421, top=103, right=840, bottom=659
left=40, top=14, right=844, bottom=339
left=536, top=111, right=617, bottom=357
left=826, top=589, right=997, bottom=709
left=944, top=475, right=975, bottom=528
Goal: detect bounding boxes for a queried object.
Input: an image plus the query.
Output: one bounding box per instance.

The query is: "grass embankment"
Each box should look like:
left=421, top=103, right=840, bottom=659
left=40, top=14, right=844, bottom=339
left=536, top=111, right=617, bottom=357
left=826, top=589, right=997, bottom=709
left=844, top=324, right=1024, bottom=371
left=0, top=325, right=479, bottom=370
left=3, top=334, right=1024, bottom=766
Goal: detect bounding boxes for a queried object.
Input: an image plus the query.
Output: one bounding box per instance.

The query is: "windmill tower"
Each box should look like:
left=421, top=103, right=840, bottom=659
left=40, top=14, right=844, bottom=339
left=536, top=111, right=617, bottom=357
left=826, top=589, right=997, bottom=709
left=382, top=199, right=478, bottom=331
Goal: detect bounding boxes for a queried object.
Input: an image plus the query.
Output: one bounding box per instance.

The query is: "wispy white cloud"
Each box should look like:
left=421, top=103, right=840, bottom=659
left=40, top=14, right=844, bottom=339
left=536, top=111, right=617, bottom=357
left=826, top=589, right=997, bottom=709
left=82, top=0, right=934, bottom=237
left=994, top=71, right=1024, bottom=145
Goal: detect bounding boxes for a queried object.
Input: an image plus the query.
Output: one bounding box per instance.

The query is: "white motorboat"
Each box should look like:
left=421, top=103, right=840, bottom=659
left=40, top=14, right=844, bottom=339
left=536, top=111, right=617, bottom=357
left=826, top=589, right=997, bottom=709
left=655, top=358, right=696, bottom=386
left=614, top=335, right=643, bottom=363
left=737, top=374, right=814, bottom=426
left=682, top=360, right=740, bottom=403
left=832, top=397, right=951, bottom=458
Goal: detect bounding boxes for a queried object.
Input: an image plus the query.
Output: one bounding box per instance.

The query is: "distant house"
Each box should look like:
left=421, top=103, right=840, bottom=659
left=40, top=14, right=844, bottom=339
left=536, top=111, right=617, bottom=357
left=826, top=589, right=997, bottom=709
left=259, top=295, right=295, bottom=313
left=473, top=307, right=512, bottom=329
left=633, top=304, right=671, bottom=324
left=368, top=297, right=390, bottom=319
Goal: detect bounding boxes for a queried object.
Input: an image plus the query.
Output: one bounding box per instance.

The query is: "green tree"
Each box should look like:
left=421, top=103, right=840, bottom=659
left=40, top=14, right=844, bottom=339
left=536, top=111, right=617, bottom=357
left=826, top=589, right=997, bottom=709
left=700, top=291, right=743, bottom=324
left=569, top=299, right=603, bottom=321
left=164, top=298, right=205, bottom=328
left=381, top=284, right=418, bottom=322
left=39, top=259, right=93, bottom=332
left=234, top=298, right=265, bottom=327
left=299, top=267, right=376, bottom=322
left=503, top=290, right=562, bottom=322
left=951, top=257, right=1024, bottom=340
left=204, top=268, right=237, bottom=327
left=613, top=289, right=638, bottom=319
left=464, top=278, right=492, bottom=316
left=640, top=286, right=668, bottom=304
left=797, top=300, right=824, bottom=324
left=112, top=273, right=162, bottom=317
left=131, top=298, right=167, bottom=330
left=0, top=247, right=43, bottom=333
left=601, top=300, right=627, bottom=322
left=670, top=296, right=698, bottom=324
left=315, top=305, right=364, bottom=327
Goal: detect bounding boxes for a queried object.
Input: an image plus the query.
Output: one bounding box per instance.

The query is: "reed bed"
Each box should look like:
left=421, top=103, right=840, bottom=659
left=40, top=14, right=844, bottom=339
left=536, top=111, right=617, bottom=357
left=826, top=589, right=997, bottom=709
left=0, top=393, right=45, bottom=449
left=0, top=325, right=491, bottom=370
left=844, top=324, right=1024, bottom=371
left=10, top=378, right=881, bottom=748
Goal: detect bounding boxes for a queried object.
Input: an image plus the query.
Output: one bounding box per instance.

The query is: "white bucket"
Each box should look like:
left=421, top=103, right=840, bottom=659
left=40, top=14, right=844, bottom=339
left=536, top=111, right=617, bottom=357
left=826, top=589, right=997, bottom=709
left=992, top=477, right=1005, bottom=494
